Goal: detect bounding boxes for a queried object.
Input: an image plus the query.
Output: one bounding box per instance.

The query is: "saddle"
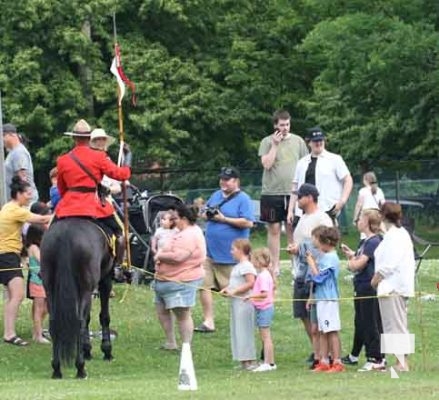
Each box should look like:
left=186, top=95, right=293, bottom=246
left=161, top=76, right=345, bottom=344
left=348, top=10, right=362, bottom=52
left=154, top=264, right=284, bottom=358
left=93, top=220, right=116, bottom=258
left=51, top=216, right=116, bottom=257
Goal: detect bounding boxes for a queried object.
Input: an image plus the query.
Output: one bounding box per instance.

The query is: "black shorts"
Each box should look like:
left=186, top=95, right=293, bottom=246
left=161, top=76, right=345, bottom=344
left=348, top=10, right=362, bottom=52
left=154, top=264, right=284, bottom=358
left=260, top=195, right=290, bottom=223
left=292, top=280, right=310, bottom=319
left=0, top=253, right=23, bottom=286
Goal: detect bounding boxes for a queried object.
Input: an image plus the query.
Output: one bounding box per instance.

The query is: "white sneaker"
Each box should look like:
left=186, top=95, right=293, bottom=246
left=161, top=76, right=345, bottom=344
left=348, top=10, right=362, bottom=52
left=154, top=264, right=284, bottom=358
left=358, top=360, right=386, bottom=372
left=253, top=363, right=277, bottom=372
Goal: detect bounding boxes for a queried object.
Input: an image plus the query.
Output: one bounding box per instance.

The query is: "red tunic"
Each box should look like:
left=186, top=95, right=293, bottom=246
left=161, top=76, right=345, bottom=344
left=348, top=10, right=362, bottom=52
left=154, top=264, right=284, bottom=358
left=55, top=143, right=131, bottom=218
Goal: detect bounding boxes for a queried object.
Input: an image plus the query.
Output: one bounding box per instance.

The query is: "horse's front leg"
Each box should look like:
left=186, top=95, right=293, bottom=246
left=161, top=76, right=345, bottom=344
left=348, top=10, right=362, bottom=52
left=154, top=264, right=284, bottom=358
left=99, top=273, right=113, bottom=361
left=76, top=292, right=92, bottom=379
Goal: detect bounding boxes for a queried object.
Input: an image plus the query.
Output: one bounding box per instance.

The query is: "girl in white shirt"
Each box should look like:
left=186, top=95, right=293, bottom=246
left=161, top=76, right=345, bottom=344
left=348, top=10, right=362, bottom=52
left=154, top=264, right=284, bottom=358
left=353, top=172, right=385, bottom=225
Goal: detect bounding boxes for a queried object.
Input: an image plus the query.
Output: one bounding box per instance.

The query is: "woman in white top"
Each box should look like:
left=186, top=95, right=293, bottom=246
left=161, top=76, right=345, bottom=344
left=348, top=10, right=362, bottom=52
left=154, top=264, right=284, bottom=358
left=371, top=202, right=415, bottom=372
left=353, top=172, right=385, bottom=225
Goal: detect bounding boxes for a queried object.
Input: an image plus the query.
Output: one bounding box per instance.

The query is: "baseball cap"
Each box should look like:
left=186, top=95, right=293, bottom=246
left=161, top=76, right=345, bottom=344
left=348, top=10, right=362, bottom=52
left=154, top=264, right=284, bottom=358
left=3, top=123, right=17, bottom=134
left=308, top=126, right=325, bottom=142
left=218, top=166, right=240, bottom=179
left=294, top=183, right=319, bottom=199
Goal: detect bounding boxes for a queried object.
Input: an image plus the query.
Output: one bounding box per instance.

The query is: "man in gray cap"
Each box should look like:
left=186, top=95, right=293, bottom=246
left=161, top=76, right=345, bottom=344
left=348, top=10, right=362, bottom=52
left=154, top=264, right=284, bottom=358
left=3, top=123, right=39, bottom=203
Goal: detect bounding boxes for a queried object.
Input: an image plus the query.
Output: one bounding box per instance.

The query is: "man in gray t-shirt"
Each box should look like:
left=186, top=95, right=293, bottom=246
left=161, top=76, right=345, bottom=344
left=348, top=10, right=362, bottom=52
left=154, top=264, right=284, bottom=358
left=258, top=110, right=308, bottom=276
left=3, top=123, right=39, bottom=203
left=287, top=183, right=332, bottom=366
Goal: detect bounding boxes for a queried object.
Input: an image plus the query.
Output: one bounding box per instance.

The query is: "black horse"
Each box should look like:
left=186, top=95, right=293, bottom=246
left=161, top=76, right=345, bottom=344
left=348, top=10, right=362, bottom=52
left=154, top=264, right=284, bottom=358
left=41, top=218, right=114, bottom=379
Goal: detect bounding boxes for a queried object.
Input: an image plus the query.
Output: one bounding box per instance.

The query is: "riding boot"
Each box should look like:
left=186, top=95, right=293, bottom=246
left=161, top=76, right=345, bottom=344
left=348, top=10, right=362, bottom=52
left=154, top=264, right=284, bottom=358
left=115, top=235, right=126, bottom=265
left=114, top=236, right=132, bottom=284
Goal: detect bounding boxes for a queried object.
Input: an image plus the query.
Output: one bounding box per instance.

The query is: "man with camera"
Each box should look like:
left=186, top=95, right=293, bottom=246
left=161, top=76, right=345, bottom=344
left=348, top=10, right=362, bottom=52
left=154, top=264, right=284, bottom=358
left=194, top=167, right=254, bottom=333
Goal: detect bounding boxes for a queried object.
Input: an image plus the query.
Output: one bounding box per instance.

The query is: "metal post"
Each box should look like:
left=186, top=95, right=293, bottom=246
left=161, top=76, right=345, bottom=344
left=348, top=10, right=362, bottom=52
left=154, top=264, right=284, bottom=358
left=395, top=169, right=400, bottom=203
left=0, top=92, right=7, bottom=207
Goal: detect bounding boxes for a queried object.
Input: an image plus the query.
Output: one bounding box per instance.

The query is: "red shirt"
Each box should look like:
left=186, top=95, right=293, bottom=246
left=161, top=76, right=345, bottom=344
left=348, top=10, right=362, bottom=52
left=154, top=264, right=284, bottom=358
left=55, top=143, right=131, bottom=218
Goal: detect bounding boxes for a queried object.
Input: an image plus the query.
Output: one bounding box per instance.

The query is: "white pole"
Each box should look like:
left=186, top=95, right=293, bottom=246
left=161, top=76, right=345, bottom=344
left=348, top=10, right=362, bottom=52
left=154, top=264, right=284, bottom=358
left=0, top=91, right=7, bottom=207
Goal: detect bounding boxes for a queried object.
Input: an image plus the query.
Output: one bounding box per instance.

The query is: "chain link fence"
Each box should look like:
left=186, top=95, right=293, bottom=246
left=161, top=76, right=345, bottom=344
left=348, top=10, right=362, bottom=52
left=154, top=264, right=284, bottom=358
left=130, top=160, right=439, bottom=238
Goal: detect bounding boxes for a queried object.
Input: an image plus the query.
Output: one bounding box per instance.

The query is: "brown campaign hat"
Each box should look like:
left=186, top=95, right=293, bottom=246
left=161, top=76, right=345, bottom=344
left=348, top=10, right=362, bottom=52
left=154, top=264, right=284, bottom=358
left=64, top=119, right=92, bottom=137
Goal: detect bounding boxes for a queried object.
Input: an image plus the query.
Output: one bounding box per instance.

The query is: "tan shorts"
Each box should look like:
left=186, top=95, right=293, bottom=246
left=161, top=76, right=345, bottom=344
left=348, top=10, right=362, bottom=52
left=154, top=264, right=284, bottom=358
left=202, top=258, right=233, bottom=291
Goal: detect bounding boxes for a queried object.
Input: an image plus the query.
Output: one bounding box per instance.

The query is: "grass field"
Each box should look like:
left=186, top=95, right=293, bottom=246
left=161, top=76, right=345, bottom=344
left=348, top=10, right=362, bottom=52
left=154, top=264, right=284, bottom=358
left=1, top=249, right=439, bottom=399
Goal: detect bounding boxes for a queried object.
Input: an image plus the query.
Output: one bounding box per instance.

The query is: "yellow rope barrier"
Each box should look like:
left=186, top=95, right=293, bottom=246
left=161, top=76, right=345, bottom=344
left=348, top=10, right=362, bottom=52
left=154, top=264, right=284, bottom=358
left=118, top=263, right=426, bottom=303
left=2, top=263, right=432, bottom=303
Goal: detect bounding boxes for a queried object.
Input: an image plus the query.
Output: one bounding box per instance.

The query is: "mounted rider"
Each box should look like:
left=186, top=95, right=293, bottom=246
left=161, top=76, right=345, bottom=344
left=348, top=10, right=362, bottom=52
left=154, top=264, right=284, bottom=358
left=55, top=119, right=131, bottom=264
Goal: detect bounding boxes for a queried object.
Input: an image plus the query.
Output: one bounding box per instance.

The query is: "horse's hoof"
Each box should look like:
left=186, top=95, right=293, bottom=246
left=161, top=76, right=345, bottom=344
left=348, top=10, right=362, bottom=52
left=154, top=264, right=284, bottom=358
left=76, top=371, right=88, bottom=380
left=84, top=353, right=93, bottom=361
left=52, top=372, right=62, bottom=380
left=103, top=354, right=114, bottom=362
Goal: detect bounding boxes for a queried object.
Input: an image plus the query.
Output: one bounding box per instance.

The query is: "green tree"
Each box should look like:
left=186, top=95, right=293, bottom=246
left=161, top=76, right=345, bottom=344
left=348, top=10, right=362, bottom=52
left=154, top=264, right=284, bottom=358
left=299, top=13, right=439, bottom=167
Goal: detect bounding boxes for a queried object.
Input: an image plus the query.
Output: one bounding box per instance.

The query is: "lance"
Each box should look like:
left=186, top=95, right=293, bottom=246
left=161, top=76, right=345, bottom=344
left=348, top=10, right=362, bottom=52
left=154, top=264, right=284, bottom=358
left=111, top=13, right=136, bottom=271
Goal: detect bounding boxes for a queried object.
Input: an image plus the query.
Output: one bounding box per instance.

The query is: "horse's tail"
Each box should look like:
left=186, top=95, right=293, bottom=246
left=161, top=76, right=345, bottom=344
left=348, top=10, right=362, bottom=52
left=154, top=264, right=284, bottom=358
left=49, top=237, right=80, bottom=366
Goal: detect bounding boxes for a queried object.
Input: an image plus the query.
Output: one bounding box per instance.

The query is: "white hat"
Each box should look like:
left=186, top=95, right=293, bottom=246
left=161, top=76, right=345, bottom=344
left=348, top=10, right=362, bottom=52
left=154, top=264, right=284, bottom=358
left=90, top=128, right=116, bottom=146
left=64, top=119, right=92, bottom=137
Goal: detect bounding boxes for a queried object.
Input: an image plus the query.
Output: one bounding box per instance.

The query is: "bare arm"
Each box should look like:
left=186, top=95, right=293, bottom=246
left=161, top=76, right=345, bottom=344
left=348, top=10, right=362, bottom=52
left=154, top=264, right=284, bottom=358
left=347, top=254, right=369, bottom=272
left=27, top=214, right=51, bottom=224
left=221, top=273, right=256, bottom=297
left=261, top=144, right=279, bottom=170
left=306, top=252, right=319, bottom=276
left=371, top=272, right=384, bottom=289
left=260, top=132, right=283, bottom=170
left=286, top=242, right=299, bottom=255
left=287, top=181, right=298, bottom=223
left=28, top=244, right=41, bottom=263
left=151, top=237, right=158, bottom=254
left=335, top=174, right=353, bottom=212
left=247, top=291, right=268, bottom=301
left=353, top=194, right=364, bottom=224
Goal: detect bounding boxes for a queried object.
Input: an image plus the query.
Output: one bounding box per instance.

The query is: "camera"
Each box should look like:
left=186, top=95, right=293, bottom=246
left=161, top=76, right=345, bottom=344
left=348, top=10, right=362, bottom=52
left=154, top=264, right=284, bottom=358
left=205, top=206, right=220, bottom=219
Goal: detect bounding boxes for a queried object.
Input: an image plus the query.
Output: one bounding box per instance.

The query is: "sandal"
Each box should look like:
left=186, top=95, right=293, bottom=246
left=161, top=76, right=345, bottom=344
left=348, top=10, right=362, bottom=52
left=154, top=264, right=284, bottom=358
left=34, top=337, right=51, bottom=344
left=194, top=323, right=215, bottom=333
left=4, top=336, right=29, bottom=346
left=160, top=343, right=179, bottom=351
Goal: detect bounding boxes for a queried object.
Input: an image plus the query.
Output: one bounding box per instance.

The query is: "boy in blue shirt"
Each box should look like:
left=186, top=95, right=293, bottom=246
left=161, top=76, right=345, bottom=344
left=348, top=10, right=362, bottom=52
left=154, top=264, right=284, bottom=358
left=306, top=225, right=344, bottom=373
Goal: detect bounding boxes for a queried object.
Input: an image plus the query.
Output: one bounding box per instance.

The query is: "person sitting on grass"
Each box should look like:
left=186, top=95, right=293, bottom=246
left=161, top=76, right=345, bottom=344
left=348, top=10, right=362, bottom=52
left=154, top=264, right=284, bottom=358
left=306, top=226, right=344, bottom=373
left=247, top=248, right=276, bottom=372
